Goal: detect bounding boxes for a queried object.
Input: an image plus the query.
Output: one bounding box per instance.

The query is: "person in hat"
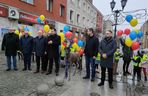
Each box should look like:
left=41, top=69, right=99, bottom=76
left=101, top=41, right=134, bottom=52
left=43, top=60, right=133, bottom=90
left=1, top=29, right=19, bottom=71
left=20, top=30, right=33, bottom=71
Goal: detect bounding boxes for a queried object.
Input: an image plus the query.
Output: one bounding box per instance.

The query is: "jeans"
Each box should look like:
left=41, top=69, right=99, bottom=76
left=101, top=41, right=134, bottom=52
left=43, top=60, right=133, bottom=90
left=23, top=53, right=31, bottom=69
left=6, top=56, right=17, bottom=69
left=85, top=56, right=96, bottom=78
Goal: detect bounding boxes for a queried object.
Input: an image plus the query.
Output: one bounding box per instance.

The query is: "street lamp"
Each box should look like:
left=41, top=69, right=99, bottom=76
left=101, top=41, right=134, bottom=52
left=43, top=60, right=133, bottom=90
left=110, top=0, right=128, bottom=38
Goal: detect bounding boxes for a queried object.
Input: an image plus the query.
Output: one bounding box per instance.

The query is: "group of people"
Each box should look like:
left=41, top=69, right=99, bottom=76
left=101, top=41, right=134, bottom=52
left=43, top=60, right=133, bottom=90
left=1, top=27, right=148, bottom=90
left=2, top=28, right=61, bottom=76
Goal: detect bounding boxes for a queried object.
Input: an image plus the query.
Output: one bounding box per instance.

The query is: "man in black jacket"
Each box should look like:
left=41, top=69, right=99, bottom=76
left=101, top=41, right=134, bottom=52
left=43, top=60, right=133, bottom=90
left=83, top=28, right=99, bottom=82
left=46, top=28, right=61, bottom=76
left=33, top=30, right=47, bottom=73
left=1, top=29, right=19, bottom=71
left=98, top=30, right=117, bottom=89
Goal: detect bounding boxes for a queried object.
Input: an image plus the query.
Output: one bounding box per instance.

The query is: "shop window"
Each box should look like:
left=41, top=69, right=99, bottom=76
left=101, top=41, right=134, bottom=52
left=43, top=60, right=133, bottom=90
left=21, top=0, right=34, bottom=4
left=46, top=0, right=53, bottom=12
left=60, top=4, right=65, bottom=17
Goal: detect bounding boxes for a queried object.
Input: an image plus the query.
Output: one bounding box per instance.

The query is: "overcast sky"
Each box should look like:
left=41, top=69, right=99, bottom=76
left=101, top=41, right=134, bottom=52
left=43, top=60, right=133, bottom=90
left=93, top=0, right=148, bottom=29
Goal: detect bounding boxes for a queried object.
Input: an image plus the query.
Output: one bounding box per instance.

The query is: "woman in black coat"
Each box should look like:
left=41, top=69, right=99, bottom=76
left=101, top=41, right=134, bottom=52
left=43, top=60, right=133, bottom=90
left=1, top=30, right=19, bottom=71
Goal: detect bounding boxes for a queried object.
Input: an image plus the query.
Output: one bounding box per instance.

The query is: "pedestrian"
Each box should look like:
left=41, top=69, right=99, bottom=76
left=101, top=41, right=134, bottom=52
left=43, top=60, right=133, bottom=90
left=20, top=30, right=33, bottom=71
left=132, top=51, right=142, bottom=82
left=120, top=38, right=133, bottom=76
left=83, top=28, right=99, bottom=82
left=98, top=30, right=117, bottom=89
left=33, top=30, right=47, bottom=73
left=46, top=28, right=61, bottom=76
left=1, top=29, right=19, bottom=71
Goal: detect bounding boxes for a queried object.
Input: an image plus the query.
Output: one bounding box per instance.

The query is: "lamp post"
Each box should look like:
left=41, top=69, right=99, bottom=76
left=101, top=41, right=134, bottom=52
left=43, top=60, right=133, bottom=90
left=110, top=0, right=127, bottom=38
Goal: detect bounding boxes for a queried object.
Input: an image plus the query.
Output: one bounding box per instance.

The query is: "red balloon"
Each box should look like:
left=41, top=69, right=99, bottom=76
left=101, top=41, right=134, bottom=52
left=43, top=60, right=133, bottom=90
left=117, top=30, right=123, bottom=37
left=62, top=42, right=67, bottom=47
left=124, top=28, right=130, bottom=35
left=73, top=38, right=78, bottom=43
left=65, top=32, right=73, bottom=39
left=79, top=49, right=84, bottom=55
left=132, top=42, right=140, bottom=50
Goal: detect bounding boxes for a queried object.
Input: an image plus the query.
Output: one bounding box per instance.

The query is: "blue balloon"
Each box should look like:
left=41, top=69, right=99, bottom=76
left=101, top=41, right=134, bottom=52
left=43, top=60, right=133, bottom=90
left=137, top=31, right=143, bottom=38
left=78, top=40, right=84, bottom=47
left=37, top=17, right=41, bottom=23
left=125, top=15, right=133, bottom=23
left=129, top=31, right=137, bottom=40
left=63, top=26, right=70, bottom=33
left=24, top=27, right=29, bottom=31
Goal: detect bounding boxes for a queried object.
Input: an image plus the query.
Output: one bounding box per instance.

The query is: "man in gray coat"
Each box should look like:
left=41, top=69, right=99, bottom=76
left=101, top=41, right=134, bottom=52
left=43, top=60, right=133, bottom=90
left=98, top=30, right=117, bottom=89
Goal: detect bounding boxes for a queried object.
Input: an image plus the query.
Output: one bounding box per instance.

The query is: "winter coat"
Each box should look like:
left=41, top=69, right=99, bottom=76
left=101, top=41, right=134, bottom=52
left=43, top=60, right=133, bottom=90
left=1, top=32, right=19, bottom=56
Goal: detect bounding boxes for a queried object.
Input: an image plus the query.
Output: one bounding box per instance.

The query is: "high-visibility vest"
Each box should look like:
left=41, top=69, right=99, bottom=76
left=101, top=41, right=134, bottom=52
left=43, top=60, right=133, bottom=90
left=61, top=49, right=65, bottom=57
left=133, top=56, right=141, bottom=67
left=70, top=48, right=75, bottom=53
left=114, top=51, right=120, bottom=61
left=141, top=54, right=147, bottom=62
left=96, top=52, right=100, bottom=60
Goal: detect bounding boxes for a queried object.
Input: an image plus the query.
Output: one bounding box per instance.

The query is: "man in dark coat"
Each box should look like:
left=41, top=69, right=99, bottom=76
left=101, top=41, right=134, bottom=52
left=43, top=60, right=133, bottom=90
left=20, top=31, right=33, bottom=71
left=120, top=38, right=133, bottom=76
left=1, top=29, right=19, bottom=71
left=46, top=28, right=61, bottom=76
left=83, top=28, right=99, bottom=82
left=98, top=30, right=117, bottom=89
left=33, top=30, right=47, bottom=73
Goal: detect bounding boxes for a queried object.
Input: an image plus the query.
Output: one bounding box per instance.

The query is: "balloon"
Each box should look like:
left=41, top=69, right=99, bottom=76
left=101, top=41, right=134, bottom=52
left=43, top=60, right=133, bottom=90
left=73, top=38, right=78, bottom=43
left=79, top=49, right=84, bottom=55
left=132, top=42, right=140, bottom=50
left=77, top=40, right=84, bottom=47
left=63, top=26, right=70, bottom=33
left=124, top=28, right=130, bottom=35
left=76, top=47, right=81, bottom=52
left=40, top=15, right=45, bottom=21
left=125, top=15, right=133, bottom=23
left=129, top=31, right=137, bottom=40
left=117, top=30, right=123, bottom=37
left=134, top=29, right=140, bottom=34
left=28, top=32, right=32, bottom=36
left=130, top=19, right=138, bottom=27
left=65, top=31, right=73, bottom=39
left=15, top=30, right=19, bottom=35
left=44, top=25, right=50, bottom=32
left=58, top=33, right=65, bottom=38
left=62, top=42, right=67, bottom=47
left=72, top=43, right=78, bottom=49
left=125, top=38, right=132, bottom=47
left=24, top=27, right=29, bottom=31
left=37, top=17, right=41, bottom=23
left=137, top=31, right=143, bottom=38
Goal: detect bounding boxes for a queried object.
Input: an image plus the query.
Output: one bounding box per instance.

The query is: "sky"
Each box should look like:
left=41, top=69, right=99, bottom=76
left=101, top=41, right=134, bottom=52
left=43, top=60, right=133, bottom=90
left=93, top=0, right=148, bottom=29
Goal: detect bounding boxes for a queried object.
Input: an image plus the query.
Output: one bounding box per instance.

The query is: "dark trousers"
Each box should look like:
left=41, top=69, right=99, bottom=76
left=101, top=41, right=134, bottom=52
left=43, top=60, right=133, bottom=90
left=48, top=57, right=59, bottom=73
left=101, top=66, right=113, bottom=84
left=6, top=56, right=17, bottom=69
left=123, top=58, right=131, bottom=73
left=36, top=56, right=44, bottom=71
left=42, top=54, right=48, bottom=71
left=23, top=53, right=31, bottom=69
left=85, top=56, right=96, bottom=78
left=133, top=66, right=141, bottom=81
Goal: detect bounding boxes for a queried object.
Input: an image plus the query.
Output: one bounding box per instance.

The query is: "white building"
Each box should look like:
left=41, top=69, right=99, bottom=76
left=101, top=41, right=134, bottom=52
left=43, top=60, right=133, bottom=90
left=67, top=0, right=98, bottom=31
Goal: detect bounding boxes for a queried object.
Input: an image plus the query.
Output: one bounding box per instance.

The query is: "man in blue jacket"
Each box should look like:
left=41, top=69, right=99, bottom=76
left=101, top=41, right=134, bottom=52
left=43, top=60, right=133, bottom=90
left=98, top=30, right=117, bottom=89
left=33, top=30, right=47, bottom=73
left=20, top=31, right=33, bottom=71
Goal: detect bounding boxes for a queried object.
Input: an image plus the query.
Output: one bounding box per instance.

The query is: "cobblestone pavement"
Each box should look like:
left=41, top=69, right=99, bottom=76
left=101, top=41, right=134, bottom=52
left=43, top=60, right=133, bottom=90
left=0, top=52, right=148, bottom=96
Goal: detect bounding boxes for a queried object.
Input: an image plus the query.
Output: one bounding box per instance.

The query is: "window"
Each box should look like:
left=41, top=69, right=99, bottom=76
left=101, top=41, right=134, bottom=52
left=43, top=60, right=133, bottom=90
left=77, top=0, right=80, bottom=7
left=70, top=10, right=74, bottom=21
left=83, top=2, right=85, bottom=11
left=60, top=4, right=65, bottom=17
left=77, top=14, right=80, bottom=23
left=21, top=0, right=34, bottom=4
left=46, top=0, right=53, bottom=12
left=83, top=17, right=85, bottom=26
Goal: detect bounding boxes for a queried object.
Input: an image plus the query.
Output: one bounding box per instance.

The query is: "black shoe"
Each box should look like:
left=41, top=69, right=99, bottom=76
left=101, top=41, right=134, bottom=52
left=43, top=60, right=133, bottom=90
left=14, top=68, right=18, bottom=71
left=22, top=68, right=27, bottom=71
left=145, top=77, right=147, bottom=81
left=109, top=84, right=114, bottom=89
left=126, top=71, right=131, bottom=75
left=46, top=72, right=52, bottom=75
left=41, top=71, right=46, bottom=74
left=6, top=69, right=11, bottom=71
left=56, top=73, right=59, bottom=76
left=34, top=71, right=39, bottom=74
left=98, top=82, right=104, bottom=86
left=123, top=72, right=126, bottom=76
left=83, top=76, right=90, bottom=79
left=91, top=78, right=95, bottom=82
left=28, top=68, right=32, bottom=71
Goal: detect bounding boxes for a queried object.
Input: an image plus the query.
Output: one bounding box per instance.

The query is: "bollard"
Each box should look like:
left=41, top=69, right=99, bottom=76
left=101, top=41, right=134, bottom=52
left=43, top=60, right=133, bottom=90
left=36, top=84, right=49, bottom=96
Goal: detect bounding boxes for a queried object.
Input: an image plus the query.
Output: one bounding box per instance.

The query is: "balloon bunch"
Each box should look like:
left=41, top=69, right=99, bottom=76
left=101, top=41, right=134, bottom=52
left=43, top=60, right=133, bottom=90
left=36, top=15, right=51, bottom=33
left=15, top=26, right=32, bottom=37
left=59, top=25, right=85, bottom=55
left=116, top=15, right=144, bottom=51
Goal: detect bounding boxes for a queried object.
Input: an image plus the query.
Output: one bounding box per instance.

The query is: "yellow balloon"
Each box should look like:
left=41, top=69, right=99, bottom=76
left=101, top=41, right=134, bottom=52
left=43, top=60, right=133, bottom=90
left=72, top=43, right=78, bottom=49
left=130, top=19, right=138, bottom=27
left=28, top=32, right=32, bottom=36
left=76, top=47, right=81, bottom=52
left=15, top=30, right=19, bottom=36
left=125, top=38, right=132, bottom=47
left=44, top=25, right=50, bottom=32
left=134, top=29, right=139, bottom=34
left=40, top=15, right=45, bottom=21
